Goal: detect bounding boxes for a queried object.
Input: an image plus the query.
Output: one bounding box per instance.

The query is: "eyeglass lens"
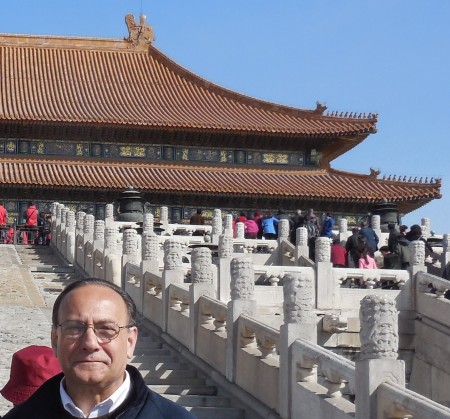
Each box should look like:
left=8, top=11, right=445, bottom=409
left=59, top=320, right=121, bottom=341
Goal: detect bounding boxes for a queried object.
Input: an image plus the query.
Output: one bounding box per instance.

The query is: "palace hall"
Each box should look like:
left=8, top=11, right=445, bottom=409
left=0, top=15, right=441, bottom=223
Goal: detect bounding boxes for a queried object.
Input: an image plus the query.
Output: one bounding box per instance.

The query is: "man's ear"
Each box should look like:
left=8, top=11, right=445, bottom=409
left=126, top=327, right=138, bottom=360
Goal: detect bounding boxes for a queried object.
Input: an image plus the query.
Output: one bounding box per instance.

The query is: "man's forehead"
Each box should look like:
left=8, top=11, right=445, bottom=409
left=59, top=284, right=128, bottom=314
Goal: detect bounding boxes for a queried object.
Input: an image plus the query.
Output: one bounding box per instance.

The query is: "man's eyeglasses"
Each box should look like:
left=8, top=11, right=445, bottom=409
left=57, top=320, right=135, bottom=342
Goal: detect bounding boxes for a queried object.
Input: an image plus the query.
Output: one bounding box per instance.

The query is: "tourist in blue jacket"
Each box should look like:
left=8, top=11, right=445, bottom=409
left=261, top=212, right=278, bottom=240
left=320, top=213, right=334, bottom=238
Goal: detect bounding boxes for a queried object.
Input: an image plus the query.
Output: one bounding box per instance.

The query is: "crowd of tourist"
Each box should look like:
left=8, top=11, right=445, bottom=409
left=215, top=209, right=438, bottom=271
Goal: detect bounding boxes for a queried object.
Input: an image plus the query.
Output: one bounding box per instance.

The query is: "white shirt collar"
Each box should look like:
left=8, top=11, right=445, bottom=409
left=59, top=370, right=131, bottom=418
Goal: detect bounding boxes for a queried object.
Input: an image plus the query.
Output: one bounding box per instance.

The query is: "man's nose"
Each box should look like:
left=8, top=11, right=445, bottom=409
left=81, top=326, right=101, bottom=348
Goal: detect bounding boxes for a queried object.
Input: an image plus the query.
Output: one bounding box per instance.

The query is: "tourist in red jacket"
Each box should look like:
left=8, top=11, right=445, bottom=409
left=331, top=237, right=347, bottom=267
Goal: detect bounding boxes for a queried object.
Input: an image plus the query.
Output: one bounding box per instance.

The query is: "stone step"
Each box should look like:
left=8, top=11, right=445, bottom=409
left=186, top=406, right=245, bottom=419
left=131, top=348, right=171, bottom=357
left=140, top=368, right=197, bottom=380
left=162, top=394, right=231, bottom=407
left=135, top=339, right=162, bottom=348
left=129, top=355, right=181, bottom=365
left=129, top=361, right=190, bottom=371
left=145, top=376, right=206, bottom=386
left=149, top=384, right=217, bottom=396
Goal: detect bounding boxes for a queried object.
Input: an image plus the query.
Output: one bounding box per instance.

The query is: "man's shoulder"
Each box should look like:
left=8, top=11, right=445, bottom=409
left=144, top=389, right=195, bottom=418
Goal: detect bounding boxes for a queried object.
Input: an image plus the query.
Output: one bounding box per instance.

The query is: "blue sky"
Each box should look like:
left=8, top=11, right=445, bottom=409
left=1, top=1, right=449, bottom=233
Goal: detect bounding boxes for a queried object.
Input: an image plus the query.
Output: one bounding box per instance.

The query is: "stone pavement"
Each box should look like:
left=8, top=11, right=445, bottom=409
left=0, top=244, right=77, bottom=415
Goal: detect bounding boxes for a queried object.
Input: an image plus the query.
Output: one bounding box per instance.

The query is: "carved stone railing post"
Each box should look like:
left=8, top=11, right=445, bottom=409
left=226, top=257, right=256, bottom=382
left=122, top=228, right=140, bottom=287
left=279, top=271, right=317, bottom=418
left=59, top=207, right=69, bottom=257
left=66, top=211, right=76, bottom=264
left=338, top=218, right=348, bottom=242
left=93, top=220, right=105, bottom=251
left=410, top=240, right=427, bottom=303
left=55, top=204, right=64, bottom=250
left=105, top=203, right=115, bottom=227
left=142, top=213, right=154, bottom=234
left=223, top=214, right=234, bottom=237
left=122, top=228, right=139, bottom=264
left=218, top=234, right=234, bottom=302
left=371, top=215, right=381, bottom=238
left=140, top=231, right=159, bottom=312
left=442, top=234, right=450, bottom=274
left=76, top=211, right=86, bottom=237
left=278, top=219, right=290, bottom=242
left=355, top=295, right=405, bottom=419
left=104, top=227, right=118, bottom=259
left=211, top=209, right=222, bottom=245
left=315, top=237, right=337, bottom=310
left=83, top=214, right=95, bottom=246
left=189, top=247, right=215, bottom=353
left=295, top=226, right=309, bottom=262
left=236, top=222, right=245, bottom=239
left=160, top=206, right=169, bottom=231
left=161, top=239, right=185, bottom=332
left=421, top=217, right=431, bottom=239
left=410, top=239, right=425, bottom=269
left=104, top=226, right=121, bottom=286
left=50, top=202, right=59, bottom=247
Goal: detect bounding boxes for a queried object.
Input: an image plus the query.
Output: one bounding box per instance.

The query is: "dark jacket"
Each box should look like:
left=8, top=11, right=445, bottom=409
left=3, top=365, right=194, bottom=419
left=359, top=227, right=379, bottom=253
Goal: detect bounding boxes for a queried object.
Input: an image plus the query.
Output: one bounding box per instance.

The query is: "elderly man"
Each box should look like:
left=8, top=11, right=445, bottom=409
left=4, top=278, right=194, bottom=418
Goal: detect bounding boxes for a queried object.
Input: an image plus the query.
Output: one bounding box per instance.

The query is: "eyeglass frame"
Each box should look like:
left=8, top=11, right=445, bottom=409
left=55, top=320, right=136, bottom=343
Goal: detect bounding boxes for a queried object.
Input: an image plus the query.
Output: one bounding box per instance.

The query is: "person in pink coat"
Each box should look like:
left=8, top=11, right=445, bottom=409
left=359, top=245, right=377, bottom=269
left=244, top=218, right=259, bottom=239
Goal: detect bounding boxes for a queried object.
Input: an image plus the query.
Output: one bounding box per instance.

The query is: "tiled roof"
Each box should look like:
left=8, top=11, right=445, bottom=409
left=0, top=34, right=377, bottom=138
left=0, top=157, right=440, bottom=212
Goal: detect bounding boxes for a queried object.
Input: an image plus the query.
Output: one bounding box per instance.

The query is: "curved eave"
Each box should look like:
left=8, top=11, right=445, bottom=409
left=0, top=157, right=440, bottom=212
left=0, top=35, right=377, bottom=138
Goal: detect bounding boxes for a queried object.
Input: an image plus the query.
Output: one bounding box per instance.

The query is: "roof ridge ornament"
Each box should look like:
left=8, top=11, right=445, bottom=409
left=124, top=14, right=155, bottom=49
left=313, top=101, right=327, bottom=115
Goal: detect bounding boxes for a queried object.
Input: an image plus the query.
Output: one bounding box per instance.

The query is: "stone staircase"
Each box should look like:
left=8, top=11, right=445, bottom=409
left=14, top=245, right=246, bottom=419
